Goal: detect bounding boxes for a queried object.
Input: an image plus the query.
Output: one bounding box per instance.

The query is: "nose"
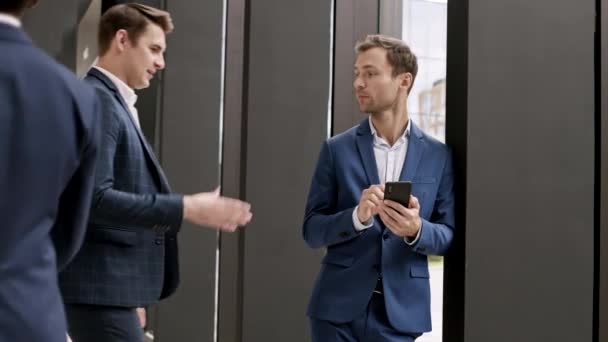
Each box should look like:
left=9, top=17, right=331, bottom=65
left=155, top=55, right=165, bottom=70
left=353, top=76, right=364, bottom=90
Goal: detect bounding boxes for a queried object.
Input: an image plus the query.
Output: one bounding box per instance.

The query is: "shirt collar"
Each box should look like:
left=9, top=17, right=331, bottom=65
left=368, top=116, right=410, bottom=147
left=92, top=65, right=138, bottom=108
left=0, top=13, right=21, bottom=28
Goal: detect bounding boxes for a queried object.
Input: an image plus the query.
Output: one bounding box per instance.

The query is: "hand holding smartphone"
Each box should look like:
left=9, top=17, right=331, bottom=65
left=383, top=181, right=412, bottom=208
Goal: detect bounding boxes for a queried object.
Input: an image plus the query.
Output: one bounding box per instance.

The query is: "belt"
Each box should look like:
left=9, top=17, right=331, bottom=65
left=373, top=277, right=383, bottom=295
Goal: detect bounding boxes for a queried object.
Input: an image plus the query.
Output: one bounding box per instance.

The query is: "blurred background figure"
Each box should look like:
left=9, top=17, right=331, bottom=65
left=0, top=1, right=100, bottom=342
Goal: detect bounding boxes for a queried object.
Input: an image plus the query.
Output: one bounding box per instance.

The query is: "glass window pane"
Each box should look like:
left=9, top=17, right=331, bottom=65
left=382, top=1, right=447, bottom=341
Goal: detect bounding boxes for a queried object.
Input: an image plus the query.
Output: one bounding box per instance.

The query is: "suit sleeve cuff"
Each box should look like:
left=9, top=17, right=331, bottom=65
left=352, top=206, right=373, bottom=231
left=403, top=221, right=422, bottom=245
left=155, top=194, right=184, bottom=235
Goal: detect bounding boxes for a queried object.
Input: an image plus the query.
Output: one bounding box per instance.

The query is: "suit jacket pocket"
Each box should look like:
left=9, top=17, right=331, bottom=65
left=87, top=226, right=137, bottom=247
left=322, top=252, right=354, bottom=268
left=410, top=265, right=430, bottom=278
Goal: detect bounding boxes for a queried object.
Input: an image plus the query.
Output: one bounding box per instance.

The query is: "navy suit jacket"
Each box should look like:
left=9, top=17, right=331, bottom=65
left=59, top=68, right=183, bottom=307
left=0, top=24, right=99, bottom=342
left=303, top=119, right=455, bottom=334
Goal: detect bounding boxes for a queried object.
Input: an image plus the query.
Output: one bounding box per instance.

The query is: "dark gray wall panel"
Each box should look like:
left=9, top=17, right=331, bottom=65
left=242, top=1, right=331, bottom=341
left=155, top=0, right=224, bottom=341
left=464, top=0, right=594, bottom=341
left=600, top=0, right=608, bottom=339
left=333, top=0, right=378, bottom=134
left=23, top=0, right=93, bottom=70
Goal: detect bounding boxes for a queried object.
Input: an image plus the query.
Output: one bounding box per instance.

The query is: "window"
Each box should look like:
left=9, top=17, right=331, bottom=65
left=381, top=1, right=447, bottom=341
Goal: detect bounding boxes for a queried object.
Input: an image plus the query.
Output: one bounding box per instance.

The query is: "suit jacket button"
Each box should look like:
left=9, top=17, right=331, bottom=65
left=339, top=231, right=350, bottom=238
left=383, top=233, right=389, bottom=240
left=155, top=239, right=163, bottom=245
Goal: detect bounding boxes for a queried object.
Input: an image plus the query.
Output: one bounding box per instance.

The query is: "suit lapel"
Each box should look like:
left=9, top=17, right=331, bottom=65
left=399, top=121, right=425, bottom=181
left=87, top=68, right=172, bottom=192
left=355, top=119, right=380, bottom=185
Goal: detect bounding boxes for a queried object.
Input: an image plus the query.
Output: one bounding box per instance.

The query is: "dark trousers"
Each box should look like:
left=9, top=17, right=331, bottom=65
left=310, top=293, right=422, bottom=342
left=65, top=304, right=144, bottom=342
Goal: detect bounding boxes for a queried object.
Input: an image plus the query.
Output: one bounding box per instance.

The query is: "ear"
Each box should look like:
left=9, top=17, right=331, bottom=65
left=400, top=72, right=413, bottom=92
left=25, top=0, right=39, bottom=9
left=114, top=29, right=130, bottom=52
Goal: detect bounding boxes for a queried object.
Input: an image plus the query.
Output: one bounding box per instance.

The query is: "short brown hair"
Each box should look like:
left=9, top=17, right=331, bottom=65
left=355, top=34, right=418, bottom=92
left=98, top=3, right=174, bottom=56
left=0, top=0, right=27, bottom=13
left=0, top=0, right=36, bottom=15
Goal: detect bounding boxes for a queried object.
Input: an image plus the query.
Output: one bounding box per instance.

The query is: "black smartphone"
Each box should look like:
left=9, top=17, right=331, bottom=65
left=384, top=181, right=412, bottom=207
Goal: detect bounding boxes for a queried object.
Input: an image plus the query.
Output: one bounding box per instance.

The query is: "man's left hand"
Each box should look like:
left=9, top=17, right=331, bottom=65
left=379, top=195, right=422, bottom=238
left=137, top=307, right=146, bottom=328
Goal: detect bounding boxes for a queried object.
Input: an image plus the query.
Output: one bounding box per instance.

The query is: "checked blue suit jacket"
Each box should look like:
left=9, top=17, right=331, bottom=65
left=59, top=68, right=184, bottom=307
left=303, top=119, right=455, bottom=334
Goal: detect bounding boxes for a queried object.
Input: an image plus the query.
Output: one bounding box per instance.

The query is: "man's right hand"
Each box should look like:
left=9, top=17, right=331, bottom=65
left=357, top=184, right=385, bottom=224
left=183, top=188, right=252, bottom=232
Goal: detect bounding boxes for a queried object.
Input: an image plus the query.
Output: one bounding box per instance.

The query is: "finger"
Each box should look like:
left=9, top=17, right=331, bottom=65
left=362, top=199, right=377, bottom=211
left=224, top=198, right=251, bottom=213
left=383, top=199, right=408, bottom=215
left=359, top=199, right=381, bottom=216
left=399, top=209, right=417, bottom=223
left=221, top=224, right=238, bottom=232
left=361, top=188, right=371, bottom=198
left=409, top=195, right=420, bottom=210
left=238, top=211, right=252, bottom=225
left=136, top=308, right=146, bottom=328
left=370, top=205, right=382, bottom=215
left=365, top=185, right=383, bottom=198
left=225, top=197, right=248, bottom=208
left=367, top=193, right=383, bottom=206
left=369, top=183, right=384, bottom=189
left=379, top=210, right=399, bottom=233
left=371, top=186, right=385, bottom=200
left=240, top=201, right=252, bottom=211
left=381, top=205, right=404, bottom=223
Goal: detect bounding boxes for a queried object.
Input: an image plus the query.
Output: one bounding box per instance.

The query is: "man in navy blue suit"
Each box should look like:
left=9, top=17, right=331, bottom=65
left=0, top=1, right=100, bottom=341
left=59, top=4, right=252, bottom=341
left=303, top=35, right=455, bottom=341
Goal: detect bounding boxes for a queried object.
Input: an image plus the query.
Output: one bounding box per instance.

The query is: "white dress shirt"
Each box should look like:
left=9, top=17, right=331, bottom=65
left=92, top=66, right=141, bottom=129
left=0, top=13, right=21, bottom=27
left=352, top=117, right=421, bottom=245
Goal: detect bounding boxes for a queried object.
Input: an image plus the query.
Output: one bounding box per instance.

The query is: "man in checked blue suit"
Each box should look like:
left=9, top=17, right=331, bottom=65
left=59, top=4, right=252, bottom=342
left=303, top=35, right=455, bottom=341
left=0, top=1, right=100, bottom=341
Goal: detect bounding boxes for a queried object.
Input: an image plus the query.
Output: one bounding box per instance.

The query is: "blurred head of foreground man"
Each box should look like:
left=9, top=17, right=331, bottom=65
left=58, top=4, right=252, bottom=342
left=0, top=0, right=101, bottom=341
left=302, top=34, right=455, bottom=342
